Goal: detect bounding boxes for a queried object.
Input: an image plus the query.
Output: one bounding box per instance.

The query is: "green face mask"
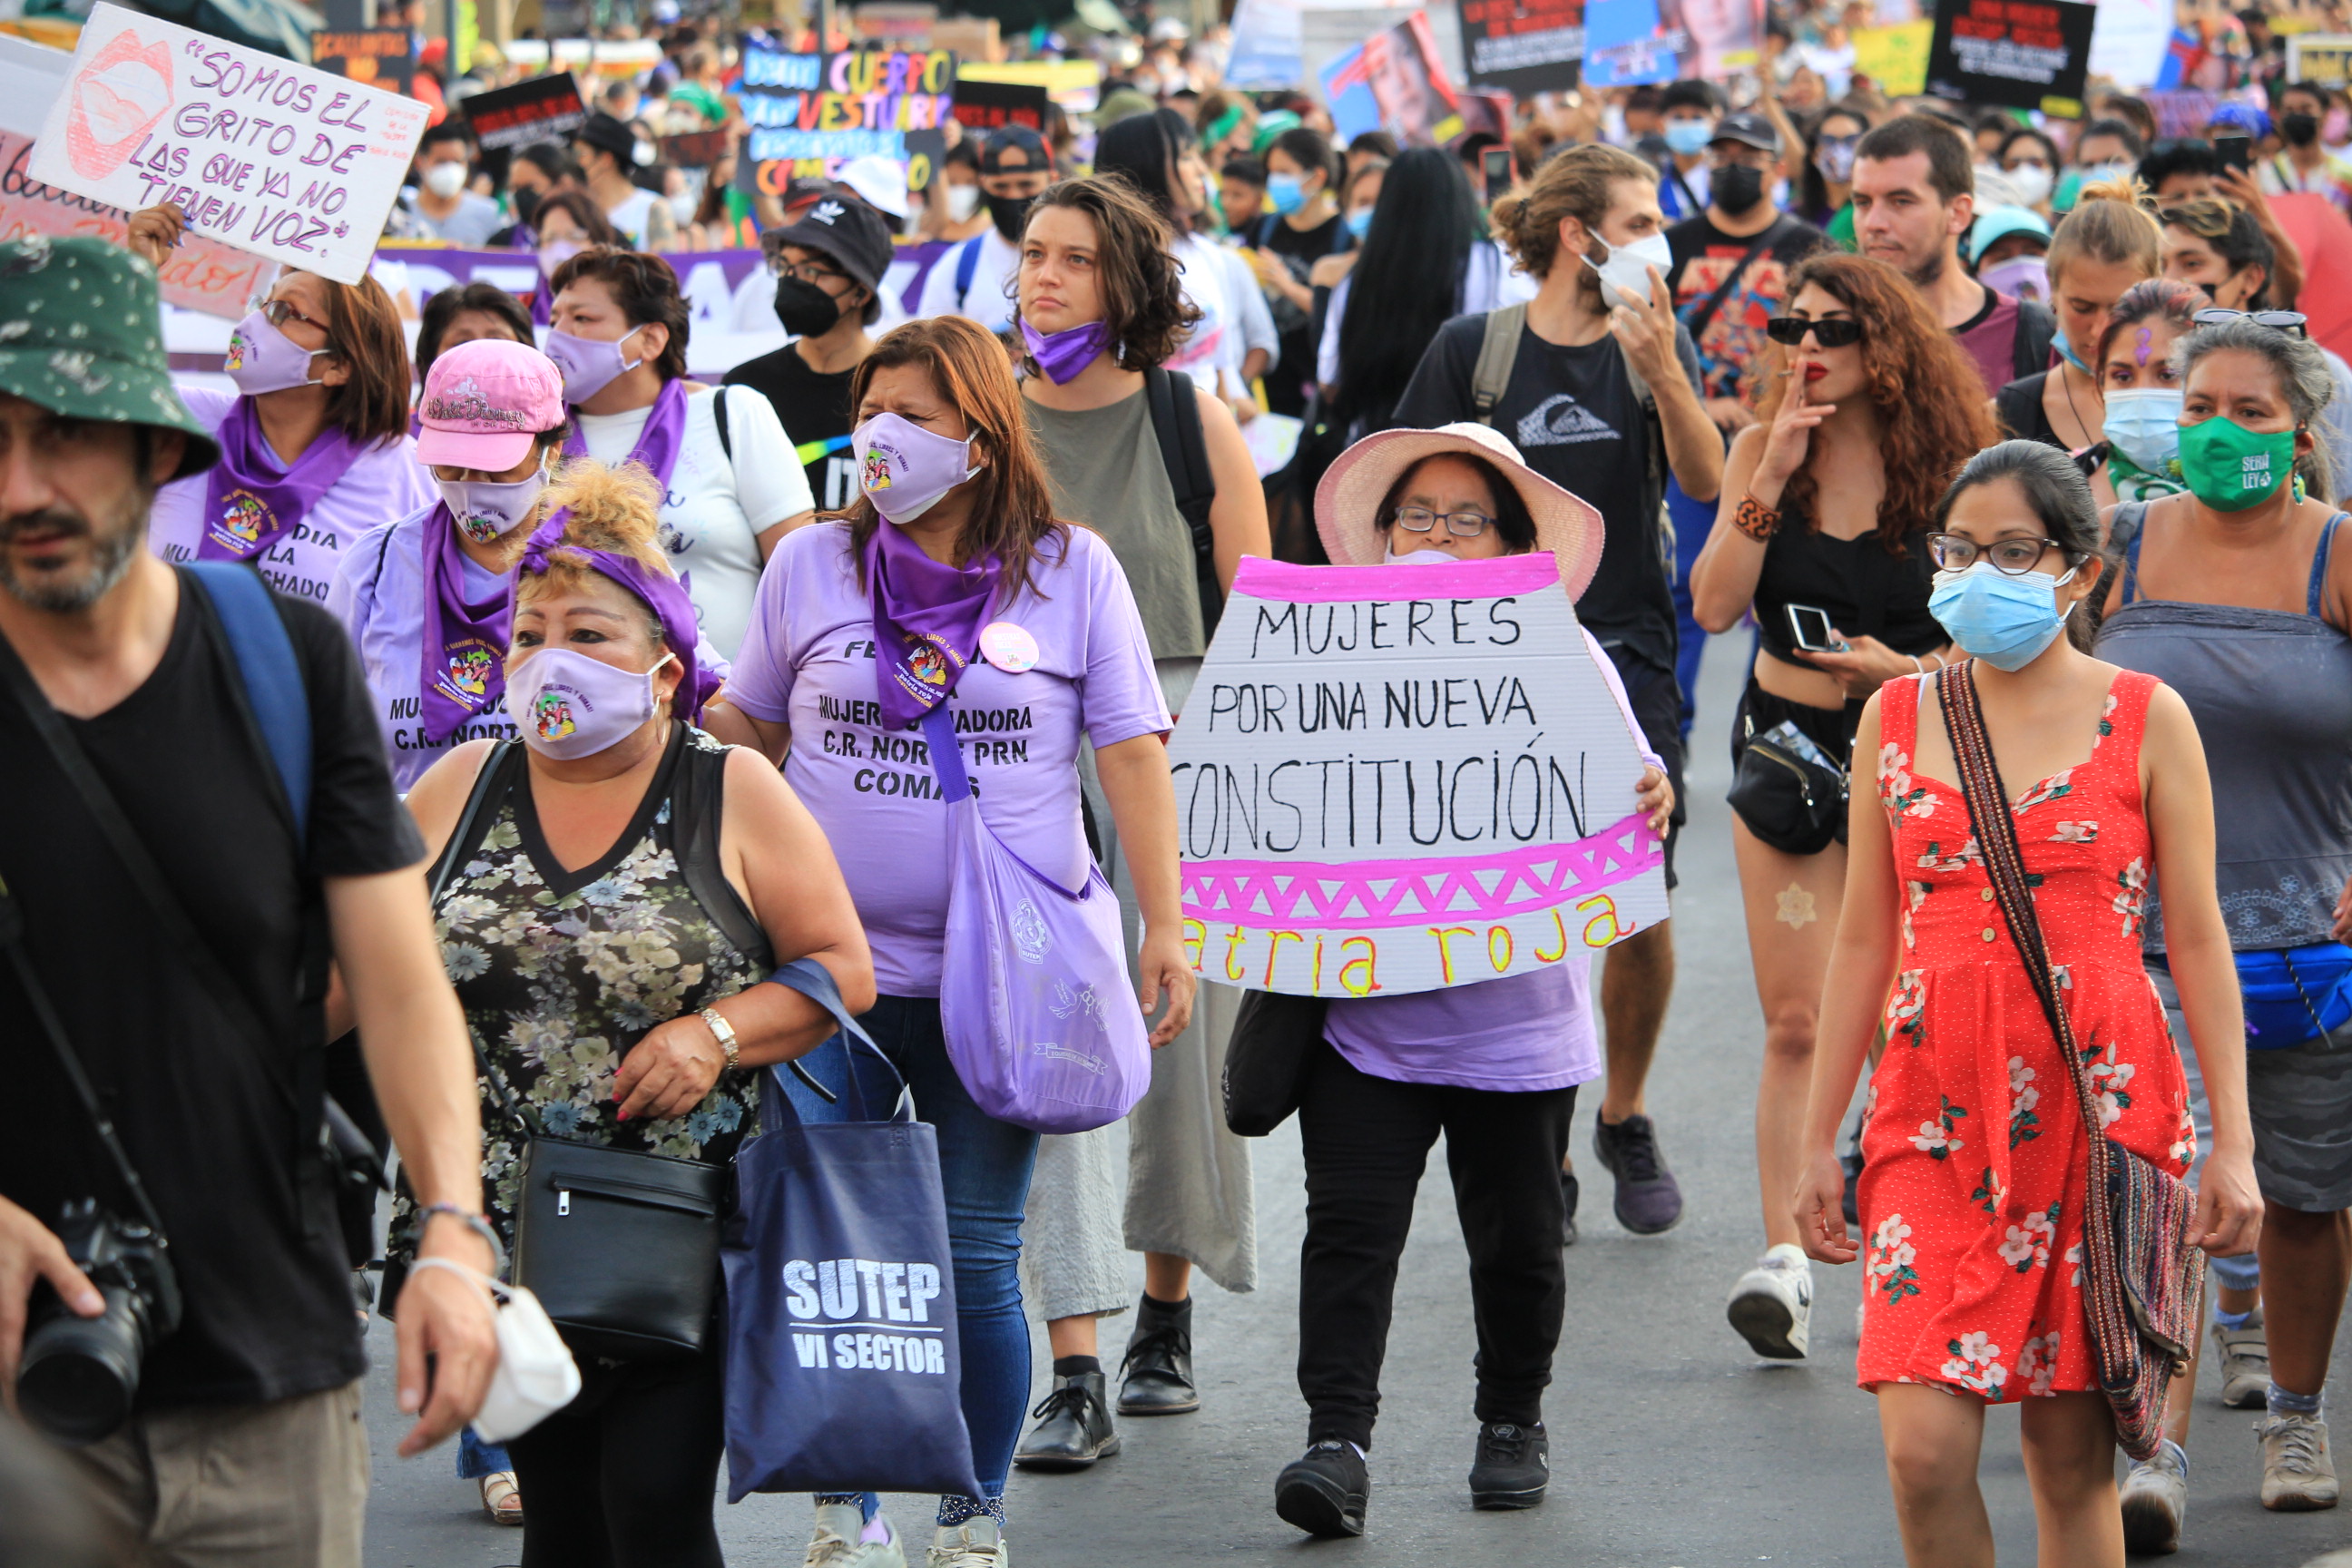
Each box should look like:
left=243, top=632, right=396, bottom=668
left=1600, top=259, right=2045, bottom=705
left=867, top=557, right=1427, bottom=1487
left=2179, top=415, right=2299, bottom=513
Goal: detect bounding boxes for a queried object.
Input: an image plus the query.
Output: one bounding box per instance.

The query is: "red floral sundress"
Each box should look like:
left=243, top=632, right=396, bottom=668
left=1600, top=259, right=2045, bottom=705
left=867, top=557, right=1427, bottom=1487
left=1857, top=670, right=2191, bottom=1400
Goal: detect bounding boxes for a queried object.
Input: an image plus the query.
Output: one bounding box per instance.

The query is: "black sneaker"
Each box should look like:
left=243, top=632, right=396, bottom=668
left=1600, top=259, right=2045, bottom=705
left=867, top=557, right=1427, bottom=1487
left=1468, top=1422, right=1550, bottom=1510
left=1012, top=1370, right=1121, bottom=1471
left=1118, top=1296, right=1200, bottom=1415
left=1276, top=1439, right=1369, bottom=1537
left=1560, top=1168, right=1580, bottom=1248
left=1592, top=1112, right=1684, bottom=1234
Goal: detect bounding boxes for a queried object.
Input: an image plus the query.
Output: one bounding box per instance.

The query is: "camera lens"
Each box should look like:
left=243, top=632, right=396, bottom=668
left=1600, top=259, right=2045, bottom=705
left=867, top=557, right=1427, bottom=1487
left=17, top=1285, right=146, bottom=1446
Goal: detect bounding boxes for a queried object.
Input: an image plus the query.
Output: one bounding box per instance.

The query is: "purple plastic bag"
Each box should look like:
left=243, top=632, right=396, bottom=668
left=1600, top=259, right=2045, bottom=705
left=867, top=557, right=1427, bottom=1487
left=921, top=706, right=1151, bottom=1133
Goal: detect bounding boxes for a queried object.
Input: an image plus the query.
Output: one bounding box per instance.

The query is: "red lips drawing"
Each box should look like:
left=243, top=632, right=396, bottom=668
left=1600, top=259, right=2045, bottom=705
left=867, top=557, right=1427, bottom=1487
left=65, top=28, right=172, bottom=181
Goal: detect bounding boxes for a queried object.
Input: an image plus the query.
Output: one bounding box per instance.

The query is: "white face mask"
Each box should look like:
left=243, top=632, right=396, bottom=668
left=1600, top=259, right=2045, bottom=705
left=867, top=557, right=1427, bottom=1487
left=422, top=161, right=469, bottom=199
left=2004, top=163, right=2054, bottom=207
left=668, top=191, right=699, bottom=225
left=1583, top=230, right=1674, bottom=309
left=946, top=183, right=982, bottom=222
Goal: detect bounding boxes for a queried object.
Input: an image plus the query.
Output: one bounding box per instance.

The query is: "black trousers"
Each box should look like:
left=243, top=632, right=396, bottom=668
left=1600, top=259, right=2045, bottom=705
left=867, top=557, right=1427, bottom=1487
left=505, top=1339, right=727, bottom=1568
left=1295, top=1043, right=1576, bottom=1450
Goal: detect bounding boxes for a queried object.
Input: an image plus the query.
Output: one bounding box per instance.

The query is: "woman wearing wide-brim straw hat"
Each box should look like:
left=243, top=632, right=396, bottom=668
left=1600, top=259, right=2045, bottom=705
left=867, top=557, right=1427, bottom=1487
left=1269, top=422, right=1671, bottom=1539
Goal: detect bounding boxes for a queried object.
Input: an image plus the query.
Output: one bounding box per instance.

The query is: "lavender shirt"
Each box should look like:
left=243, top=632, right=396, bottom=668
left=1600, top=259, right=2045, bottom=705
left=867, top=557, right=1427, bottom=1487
left=148, top=386, right=436, bottom=603
left=1321, top=625, right=1661, bottom=1093
left=727, top=521, right=1169, bottom=997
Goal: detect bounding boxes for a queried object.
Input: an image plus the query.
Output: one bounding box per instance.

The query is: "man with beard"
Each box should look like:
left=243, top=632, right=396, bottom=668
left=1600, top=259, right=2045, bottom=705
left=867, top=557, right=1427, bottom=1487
left=0, top=237, right=498, bottom=1563
left=1850, top=114, right=2055, bottom=397
left=916, top=125, right=1054, bottom=336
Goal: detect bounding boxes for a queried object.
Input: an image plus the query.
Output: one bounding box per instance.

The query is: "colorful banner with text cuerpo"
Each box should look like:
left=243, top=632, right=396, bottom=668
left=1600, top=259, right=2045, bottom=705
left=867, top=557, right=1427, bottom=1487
left=736, top=46, right=954, bottom=198
left=1167, top=554, right=1668, bottom=999
left=27, top=3, right=429, bottom=286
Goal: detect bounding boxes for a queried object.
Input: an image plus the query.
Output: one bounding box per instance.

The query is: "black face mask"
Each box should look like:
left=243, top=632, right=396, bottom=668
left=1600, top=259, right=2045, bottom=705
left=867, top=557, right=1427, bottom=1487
left=773, top=275, right=848, bottom=338
left=512, top=186, right=543, bottom=226
left=1713, top=162, right=1767, bottom=216
left=2285, top=112, right=2322, bottom=147
left=986, top=191, right=1034, bottom=241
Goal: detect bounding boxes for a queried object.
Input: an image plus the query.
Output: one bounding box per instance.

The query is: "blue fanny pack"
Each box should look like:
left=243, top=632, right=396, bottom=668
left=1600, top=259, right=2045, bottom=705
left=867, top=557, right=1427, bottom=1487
left=2236, top=943, right=2352, bottom=1048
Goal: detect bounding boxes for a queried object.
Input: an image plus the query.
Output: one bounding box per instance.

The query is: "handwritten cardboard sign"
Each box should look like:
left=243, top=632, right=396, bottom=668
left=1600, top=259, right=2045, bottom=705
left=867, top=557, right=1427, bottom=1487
left=25, top=3, right=429, bottom=287
left=1167, top=554, right=1668, bottom=999
left=463, top=71, right=588, bottom=151
left=736, top=46, right=954, bottom=194
left=309, top=28, right=416, bottom=97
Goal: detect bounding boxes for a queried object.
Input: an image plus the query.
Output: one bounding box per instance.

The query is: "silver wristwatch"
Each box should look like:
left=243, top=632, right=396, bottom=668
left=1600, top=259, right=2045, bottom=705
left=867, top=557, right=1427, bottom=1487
left=698, top=1007, right=740, bottom=1072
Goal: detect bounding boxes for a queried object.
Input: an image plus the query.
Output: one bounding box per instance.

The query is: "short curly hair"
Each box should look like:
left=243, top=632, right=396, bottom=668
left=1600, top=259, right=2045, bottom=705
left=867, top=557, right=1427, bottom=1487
left=1016, top=176, right=1201, bottom=373
left=548, top=246, right=690, bottom=381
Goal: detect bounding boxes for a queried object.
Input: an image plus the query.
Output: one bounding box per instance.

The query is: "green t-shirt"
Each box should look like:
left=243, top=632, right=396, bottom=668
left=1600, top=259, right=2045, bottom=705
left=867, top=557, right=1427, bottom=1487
left=1827, top=201, right=1856, bottom=251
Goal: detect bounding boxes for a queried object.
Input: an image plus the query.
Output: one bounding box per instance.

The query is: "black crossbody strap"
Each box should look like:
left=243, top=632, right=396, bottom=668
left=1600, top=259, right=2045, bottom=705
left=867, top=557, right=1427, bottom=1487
left=1682, top=218, right=1786, bottom=342
left=424, top=740, right=539, bottom=1142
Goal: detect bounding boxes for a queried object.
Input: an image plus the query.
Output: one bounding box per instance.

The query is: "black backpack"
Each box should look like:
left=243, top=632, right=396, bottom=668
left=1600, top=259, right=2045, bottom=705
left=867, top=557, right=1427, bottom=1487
left=1141, top=364, right=1223, bottom=639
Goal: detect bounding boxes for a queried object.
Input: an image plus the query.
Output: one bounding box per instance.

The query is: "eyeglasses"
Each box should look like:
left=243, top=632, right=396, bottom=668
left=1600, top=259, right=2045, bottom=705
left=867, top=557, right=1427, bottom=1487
left=768, top=251, right=850, bottom=285
left=258, top=297, right=334, bottom=338
left=1391, top=506, right=1496, bottom=537
left=2194, top=306, right=2309, bottom=338
left=1926, top=533, right=2069, bottom=575
left=1765, top=316, right=1865, bottom=348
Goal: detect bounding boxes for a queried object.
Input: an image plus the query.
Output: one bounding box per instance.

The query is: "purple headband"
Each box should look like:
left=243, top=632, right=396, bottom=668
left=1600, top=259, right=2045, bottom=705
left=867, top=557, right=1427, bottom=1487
left=517, top=509, right=720, bottom=721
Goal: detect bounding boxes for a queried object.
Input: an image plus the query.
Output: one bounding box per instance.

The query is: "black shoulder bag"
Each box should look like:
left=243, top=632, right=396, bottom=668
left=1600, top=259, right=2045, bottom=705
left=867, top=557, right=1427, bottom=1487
left=1143, top=363, right=1224, bottom=638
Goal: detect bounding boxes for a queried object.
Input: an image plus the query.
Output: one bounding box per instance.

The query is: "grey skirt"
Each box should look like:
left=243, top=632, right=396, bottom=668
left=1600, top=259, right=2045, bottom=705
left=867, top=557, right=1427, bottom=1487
left=2154, top=964, right=2352, bottom=1213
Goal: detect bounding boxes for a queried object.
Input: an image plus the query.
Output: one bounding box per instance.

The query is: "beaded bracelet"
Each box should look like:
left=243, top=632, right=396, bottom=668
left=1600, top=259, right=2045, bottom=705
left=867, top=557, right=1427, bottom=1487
left=1733, top=495, right=1781, bottom=541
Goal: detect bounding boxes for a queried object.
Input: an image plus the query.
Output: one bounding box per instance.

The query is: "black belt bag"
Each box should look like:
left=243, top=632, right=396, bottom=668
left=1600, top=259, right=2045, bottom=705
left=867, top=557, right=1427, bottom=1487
left=1726, top=713, right=1847, bottom=857
left=511, top=1137, right=724, bottom=1362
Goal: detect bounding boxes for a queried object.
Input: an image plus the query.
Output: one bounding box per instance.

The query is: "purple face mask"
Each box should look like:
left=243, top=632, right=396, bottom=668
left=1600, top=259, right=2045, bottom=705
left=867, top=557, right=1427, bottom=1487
left=853, top=411, right=979, bottom=524
left=1020, top=318, right=1111, bottom=384
left=223, top=309, right=325, bottom=396
left=508, top=647, right=675, bottom=760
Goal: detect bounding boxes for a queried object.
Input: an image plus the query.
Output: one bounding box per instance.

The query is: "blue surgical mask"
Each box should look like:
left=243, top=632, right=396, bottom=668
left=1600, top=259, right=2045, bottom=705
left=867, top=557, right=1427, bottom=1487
left=2053, top=331, right=2092, bottom=376
left=1267, top=172, right=1307, bottom=215
left=1345, top=208, right=1373, bottom=240
left=1663, top=119, right=1714, bottom=157
left=2102, top=387, right=2184, bottom=474
left=1929, top=560, right=2080, bottom=671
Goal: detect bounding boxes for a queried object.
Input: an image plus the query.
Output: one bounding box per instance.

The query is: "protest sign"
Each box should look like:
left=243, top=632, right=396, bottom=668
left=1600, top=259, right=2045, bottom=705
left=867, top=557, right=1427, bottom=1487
left=1852, top=20, right=1932, bottom=94
left=1582, top=0, right=1759, bottom=85
left=309, top=28, right=416, bottom=97
left=957, top=60, right=1102, bottom=112
left=464, top=71, right=588, bottom=151
left=1319, top=14, right=1470, bottom=150
left=2289, top=33, right=2352, bottom=86
left=25, top=2, right=429, bottom=288
left=2087, top=0, right=2169, bottom=92
left=660, top=127, right=732, bottom=167
left=1457, top=0, right=1584, bottom=93
left=737, top=46, right=955, bottom=196
left=948, top=77, right=1049, bottom=134
left=1168, top=554, right=1668, bottom=998
left=1227, top=0, right=1306, bottom=88
left=1925, top=0, right=2095, bottom=116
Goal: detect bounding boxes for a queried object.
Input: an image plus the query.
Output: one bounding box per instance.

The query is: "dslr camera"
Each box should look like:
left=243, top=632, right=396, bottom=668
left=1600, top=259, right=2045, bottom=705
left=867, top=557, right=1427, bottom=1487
left=16, top=1198, right=181, bottom=1446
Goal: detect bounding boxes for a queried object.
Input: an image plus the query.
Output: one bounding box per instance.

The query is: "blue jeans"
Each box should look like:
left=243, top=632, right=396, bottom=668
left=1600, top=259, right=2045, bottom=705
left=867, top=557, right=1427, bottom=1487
left=792, top=998, right=1041, bottom=1505
left=456, top=1426, right=509, bottom=1480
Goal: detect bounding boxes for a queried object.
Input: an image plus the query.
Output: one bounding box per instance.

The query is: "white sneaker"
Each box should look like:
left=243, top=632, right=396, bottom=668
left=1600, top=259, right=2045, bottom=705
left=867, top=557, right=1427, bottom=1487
left=807, top=1504, right=906, bottom=1568
left=1727, top=1243, right=1813, bottom=1360
left=927, top=1519, right=1011, bottom=1567
left=2210, top=1309, right=2270, bottom=1409
left=2259, top=1410, right=2340, bottom=1511
left=2120, top=1439, right=2189, bottom=1554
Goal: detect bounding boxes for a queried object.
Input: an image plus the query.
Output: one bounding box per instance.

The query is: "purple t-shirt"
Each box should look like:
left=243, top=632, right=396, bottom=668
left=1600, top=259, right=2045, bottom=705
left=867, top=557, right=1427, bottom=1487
left=1320, top=622, right=1658, bottom=1093
left=727, top=521, right=1169, bottom=997
left=1954, top=287, right=2025, bottom=399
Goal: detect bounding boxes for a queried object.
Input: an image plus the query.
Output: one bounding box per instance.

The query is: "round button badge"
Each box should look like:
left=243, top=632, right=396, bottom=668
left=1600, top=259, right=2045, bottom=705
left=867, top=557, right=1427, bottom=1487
left=980, top=621, right=1039, bottom=673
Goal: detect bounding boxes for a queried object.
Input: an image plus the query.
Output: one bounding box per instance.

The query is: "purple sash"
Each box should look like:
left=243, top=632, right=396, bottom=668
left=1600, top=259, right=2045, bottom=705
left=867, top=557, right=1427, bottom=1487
left=566, top=375, right=691, bottom=495
left=865, top=523, right=1002, bottom=732
left=418, top=507, right=517, bottom=745
left=197, top=398, right=362, bottom=562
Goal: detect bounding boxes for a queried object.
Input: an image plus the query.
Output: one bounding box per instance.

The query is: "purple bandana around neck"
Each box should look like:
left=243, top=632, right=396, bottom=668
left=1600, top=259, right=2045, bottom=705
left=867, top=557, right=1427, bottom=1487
left=516, top=509, right=719, bottom=724
left=565, top=374, right=691, bottom=493
left=197, top=397, right=363, bottom=562
left=418, top=505, right=519, bottom=745
left=1020, top=318, right=1112, bottom=385
left=865, top=520, right=1003, bottom=731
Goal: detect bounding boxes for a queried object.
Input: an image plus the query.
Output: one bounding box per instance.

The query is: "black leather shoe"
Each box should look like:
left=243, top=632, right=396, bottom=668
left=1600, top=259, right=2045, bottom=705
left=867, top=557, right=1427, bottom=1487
left=1468, top=1422, right=1550, bottom=1510
left=1276, top=1439, right=1368, bottom=1537
left=1012, top=1370, right=1120, bottom=1471
left=1117, top=1298, right=1200, bottom=1415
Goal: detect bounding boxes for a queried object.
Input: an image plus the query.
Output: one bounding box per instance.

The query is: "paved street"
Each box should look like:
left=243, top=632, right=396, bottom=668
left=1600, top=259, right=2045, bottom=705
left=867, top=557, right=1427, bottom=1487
left=362, top=633, right=2352, bottom=1568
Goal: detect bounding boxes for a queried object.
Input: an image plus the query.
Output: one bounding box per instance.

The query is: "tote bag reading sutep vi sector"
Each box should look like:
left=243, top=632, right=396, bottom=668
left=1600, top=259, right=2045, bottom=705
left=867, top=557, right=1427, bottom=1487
left=919, top=704, right=1151, bottom=1135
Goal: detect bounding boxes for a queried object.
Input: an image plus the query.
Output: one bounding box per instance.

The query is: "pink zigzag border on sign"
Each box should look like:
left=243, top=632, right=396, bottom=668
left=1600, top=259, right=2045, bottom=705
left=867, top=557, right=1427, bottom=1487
left=1232, top=553, right=1560, bottom=604
left=1181, top=810, right=1661, bottom=932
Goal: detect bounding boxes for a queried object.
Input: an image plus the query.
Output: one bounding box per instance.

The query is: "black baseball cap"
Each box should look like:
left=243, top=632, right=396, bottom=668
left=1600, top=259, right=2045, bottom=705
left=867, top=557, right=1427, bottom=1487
left=1711, top=111, right=1779, bottom=154
left=980, top=125, right=1053, bottom=174
left=574, top=111, right=642, bottom=167
left=769, top=195, right=894, bottom=296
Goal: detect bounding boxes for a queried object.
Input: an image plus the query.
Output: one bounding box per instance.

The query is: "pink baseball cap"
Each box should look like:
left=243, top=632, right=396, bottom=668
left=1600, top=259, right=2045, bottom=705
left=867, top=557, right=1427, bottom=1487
left=416, top=338, right=565, bottom=472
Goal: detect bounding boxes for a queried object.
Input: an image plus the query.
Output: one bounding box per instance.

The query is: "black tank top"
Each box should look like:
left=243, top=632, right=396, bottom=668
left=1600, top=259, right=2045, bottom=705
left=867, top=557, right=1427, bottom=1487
left=1752, top=506, right=1944, bottom=662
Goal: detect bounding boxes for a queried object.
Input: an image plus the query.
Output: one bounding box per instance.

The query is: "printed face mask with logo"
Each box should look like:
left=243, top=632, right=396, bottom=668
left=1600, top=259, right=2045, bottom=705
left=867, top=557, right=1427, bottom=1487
left=509, top=647, right=676, bottom=760
left=2102, top=387, right=2184, bottom=474
left=854, top=412, right=980, bottom=524
left=1583, top=230, right=1674, bottom=309
left=2179, top=415, right=2299, bottom=512
left=1979, top=255, right=2048, bottom=303
left=224, top=310, right=327, bottom=397
left=437, top=464, right=548, bottom=545
left=1930, top=558, right=2080, bottom=671
left=539, top=238, right=584, bottom=279
left=546, top=324, right=647, bottom=406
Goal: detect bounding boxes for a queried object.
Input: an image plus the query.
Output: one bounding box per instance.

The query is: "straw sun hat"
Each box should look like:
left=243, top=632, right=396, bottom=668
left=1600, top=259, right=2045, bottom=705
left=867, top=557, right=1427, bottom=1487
left=1313, top=422, right=1606, bottom=601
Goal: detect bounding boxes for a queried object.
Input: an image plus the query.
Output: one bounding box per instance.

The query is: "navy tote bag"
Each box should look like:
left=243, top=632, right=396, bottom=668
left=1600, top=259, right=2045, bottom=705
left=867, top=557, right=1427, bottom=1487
left=722, top=959, right=984, bottom=1502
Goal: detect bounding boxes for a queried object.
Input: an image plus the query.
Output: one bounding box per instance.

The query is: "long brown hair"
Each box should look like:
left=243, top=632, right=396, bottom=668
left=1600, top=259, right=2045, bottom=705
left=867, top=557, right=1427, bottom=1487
left=839, top=316, right=1068, bottom=600
left=310, top=270, right=412, bottom=446
left=1756, top=251, right=1998, bottom=550
left=1016, top=176, right=1200, bottom=372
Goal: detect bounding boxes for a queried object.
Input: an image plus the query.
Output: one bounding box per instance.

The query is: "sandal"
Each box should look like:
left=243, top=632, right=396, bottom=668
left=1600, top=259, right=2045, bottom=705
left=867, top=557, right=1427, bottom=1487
left=479, top=1471, right=524, bottom=1526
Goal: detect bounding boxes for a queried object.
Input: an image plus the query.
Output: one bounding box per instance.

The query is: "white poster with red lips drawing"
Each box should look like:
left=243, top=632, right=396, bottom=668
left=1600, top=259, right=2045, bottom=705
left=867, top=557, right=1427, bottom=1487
left=26, top=4, right=428, bottom=286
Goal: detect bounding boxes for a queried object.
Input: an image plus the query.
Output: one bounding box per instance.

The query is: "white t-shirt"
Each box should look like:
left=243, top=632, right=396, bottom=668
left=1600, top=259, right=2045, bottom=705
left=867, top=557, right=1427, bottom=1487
left=605, top=187, right=661, bottom=248
left=1317, top=240, right=1537, bottom=387
left=571, top=383, right=812, bottom=662
left=914, top=228, right=1020, bottom=334
left=147, top=385, right=436, bottom=605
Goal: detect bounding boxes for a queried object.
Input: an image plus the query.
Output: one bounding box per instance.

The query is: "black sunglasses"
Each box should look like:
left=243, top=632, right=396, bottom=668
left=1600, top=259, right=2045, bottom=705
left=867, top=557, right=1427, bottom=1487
left=1765, top=315, right=1865, bottom=348
left=2194, top=307, right=2308, bottom=338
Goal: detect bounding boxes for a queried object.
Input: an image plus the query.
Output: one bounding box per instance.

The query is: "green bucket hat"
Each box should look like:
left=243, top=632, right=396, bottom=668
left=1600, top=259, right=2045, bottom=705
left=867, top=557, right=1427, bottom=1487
left=0, top=236, right=217, bottom=480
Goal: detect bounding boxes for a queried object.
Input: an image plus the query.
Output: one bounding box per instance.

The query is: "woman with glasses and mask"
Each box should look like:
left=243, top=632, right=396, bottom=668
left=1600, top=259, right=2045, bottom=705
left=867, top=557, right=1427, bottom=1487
left=123, top=203, right=433, bottom=602
left=1793, top=439, right=2261, bottom=1568
left=546, top=247, right=812, bottom=662
left=1690, top=250, right=1994, bottom=1364
left=725, top=198, right=897, bottom=515
left=2094, top=314, right=2352, bottom=1549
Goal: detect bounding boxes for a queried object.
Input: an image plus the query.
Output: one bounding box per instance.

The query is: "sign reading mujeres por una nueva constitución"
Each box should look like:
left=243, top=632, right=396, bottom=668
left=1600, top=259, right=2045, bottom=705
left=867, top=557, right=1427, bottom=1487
left=1167, top=554, right=1668, bottom=999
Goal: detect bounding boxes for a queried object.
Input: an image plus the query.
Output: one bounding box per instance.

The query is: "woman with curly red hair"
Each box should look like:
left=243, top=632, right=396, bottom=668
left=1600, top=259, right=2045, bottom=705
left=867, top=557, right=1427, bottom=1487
left=1690, top=250, right=1998, bottom=1363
